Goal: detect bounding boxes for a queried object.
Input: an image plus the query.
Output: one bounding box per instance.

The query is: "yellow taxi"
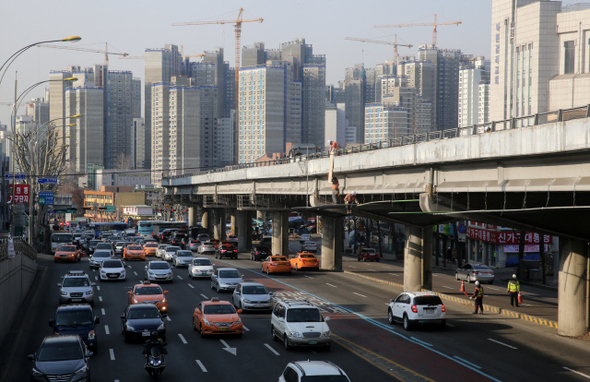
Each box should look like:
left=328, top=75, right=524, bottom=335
left=192, top=297, right=243, bottom=337
left=123, top=244, right=146, bottom=261
left=128, top=281, right=168, bottom=312
left=290, top=252, right=320, bottom=271
left=143, top=242, right=159, bottom=256
left=262, top=255, right=292, bottom=274
left=54, top=245, right=83, bottom=263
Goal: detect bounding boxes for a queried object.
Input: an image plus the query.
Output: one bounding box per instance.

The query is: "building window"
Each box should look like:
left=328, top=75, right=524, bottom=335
left=564, top=41, right=575, bottom=74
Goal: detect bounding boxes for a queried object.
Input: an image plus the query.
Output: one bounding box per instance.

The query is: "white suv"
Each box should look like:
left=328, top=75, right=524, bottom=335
left=387, top=291, right=446, bottom=330
left=271, top=299, right=331, bottom=351
left=279, top=360, right=350, bottom=382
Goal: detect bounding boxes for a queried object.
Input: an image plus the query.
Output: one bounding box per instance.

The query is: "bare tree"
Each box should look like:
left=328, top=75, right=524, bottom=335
left=113, top=153, right=134, bottom=170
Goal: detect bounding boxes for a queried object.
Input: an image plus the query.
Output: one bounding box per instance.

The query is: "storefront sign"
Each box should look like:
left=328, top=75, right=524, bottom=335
left=468, top=227, right=552, bottom=245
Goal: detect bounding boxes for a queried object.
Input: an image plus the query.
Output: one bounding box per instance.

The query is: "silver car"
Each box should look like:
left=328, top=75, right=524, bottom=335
left=188, top=257, right=214, bottom=279
left=99, top=259, right=127, bottom=281
left=145, top=260, right=174, bottom=283
left=163, top=246, right=181, bottom=261
left=89, top=250, right=113, bottom=269
left=232, top=282, right=273, bottom=311
left=58, top=270, right=95, bottom=306
left=211, top=267, right=243, bottom=292
left=455, top=263, right=495, bottom=284
left=156, top=244, right=169, bottom=258
left=173, top=250, right=194, bottom=267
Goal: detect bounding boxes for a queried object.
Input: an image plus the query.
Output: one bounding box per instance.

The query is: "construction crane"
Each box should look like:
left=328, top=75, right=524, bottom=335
left=344, top=35, right=412, bottom=65
left=374, top=14, right=461, bottom=47
left=37, top=42, right=128, bottom=64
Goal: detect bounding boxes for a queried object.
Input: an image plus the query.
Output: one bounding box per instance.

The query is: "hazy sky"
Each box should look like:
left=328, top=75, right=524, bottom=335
left=0, top=0, right=575, bottom=126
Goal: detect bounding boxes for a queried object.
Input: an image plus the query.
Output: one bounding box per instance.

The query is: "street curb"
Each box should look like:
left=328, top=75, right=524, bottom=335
left=344, top=270, right=559, bottom=329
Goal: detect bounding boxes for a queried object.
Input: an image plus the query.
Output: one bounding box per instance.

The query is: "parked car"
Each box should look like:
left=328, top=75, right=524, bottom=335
left=211, top=267, right=243, bottom=292
left=121, top=304, right=166, bottom=342
left=271, top=299, right=331, bottom=351
left=58, top=270, right=95, bottom=306
left=192, top=297, right=243, bottom=337
left=279, top=360, right=350, bottom=382
left=250, top=246, right=271, bottom=261
left=358, top=248, right=379, bottom=262
left=232, top=282, right=273, bottom=311
left=387, top=291, right=446, bottom=330
left=455, top=263, right=495, bottom=284
left=99, top=259, right=127, bottom=281
left=215, top=241, right=238, bottom=259
left=49, top=304, right=100, bottom=351
left=188, top=257, right=215, bottom=279
left=28, top=335, right=93, bottom=382
left=301, top=241, right=317, bottom=252
left=144, top=260, right=174, bottom=283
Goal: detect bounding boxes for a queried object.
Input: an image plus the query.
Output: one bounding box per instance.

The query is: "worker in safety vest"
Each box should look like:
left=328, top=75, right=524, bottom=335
left=331, top=176, right=340, bottom=204
left=328, top=140, right=341, bottom=153
left=507, top=274, right=520, bottom=307
left=470, top=281, right=484, bottom=314
left=344, top=191, right=359, bottom=214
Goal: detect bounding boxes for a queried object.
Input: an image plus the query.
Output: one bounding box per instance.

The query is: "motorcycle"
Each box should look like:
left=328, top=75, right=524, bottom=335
left=144, top=341, right=166, bottom=379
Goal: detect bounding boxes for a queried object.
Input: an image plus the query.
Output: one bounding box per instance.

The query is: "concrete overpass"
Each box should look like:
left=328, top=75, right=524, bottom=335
left=163, top=109, right=590, bottom=336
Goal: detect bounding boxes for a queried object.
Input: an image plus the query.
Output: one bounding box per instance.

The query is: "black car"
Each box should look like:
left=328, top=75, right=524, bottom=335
left=170, top=232, right=189, bottom=249
left=28, top=335, right=92, bottom=382
left=215, top=241, right=238, bottom=259
left=121, top=304, right=167, bottom=342
left=158, top=229, right=179, bottom=243
left=49, top=304, right=100, bottom=351
left=250, top=246, right=271, bottom=261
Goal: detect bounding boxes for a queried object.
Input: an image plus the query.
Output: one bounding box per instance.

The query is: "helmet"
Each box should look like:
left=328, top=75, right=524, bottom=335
left=512, top=274, right=517, bottom=279
left=352, top=191, right=357, bottom=195
left=475, top=281, right=480, bottom=286
left=328, top=140, right=333, bottom=145
left=151, top=331, right=159, bottom=340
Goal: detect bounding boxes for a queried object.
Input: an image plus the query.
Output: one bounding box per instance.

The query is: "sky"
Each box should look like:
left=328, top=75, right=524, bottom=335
left=0, top=0, right=577, bottom=127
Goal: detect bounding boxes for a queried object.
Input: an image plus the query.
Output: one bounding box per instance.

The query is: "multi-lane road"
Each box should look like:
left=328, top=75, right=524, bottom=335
left=2, top=237, right=590, bottom=382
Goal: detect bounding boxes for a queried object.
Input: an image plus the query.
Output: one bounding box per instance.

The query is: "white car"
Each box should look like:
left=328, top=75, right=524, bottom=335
left=227, top=235, right=238, bottom=244
left=271, top=299, right=331, bottom=350
left=232, top=282, right=273, bottom=311
left=279, top=360, right=350, bottom=382
left=199, top=241, right=216, bottom=254
left=387, top=291, right=446, bottom=330
left=300, top=241, right=317, bottom=252
left=145, top=260, right=174, bottom=283
left=99, top=259, right=126, bottom=281
left=89, top=250, right=113, bottom=269
left=299, top=234, right=311, bottom=243
left=163, top=246, right=181, bottom=261
left=188, top=257, right=214, bottom=279
left=173, top=250, right=194, bottom=267
left=210, top=267, right=243, bottom=292
left=156, top=244, right=168, bottom=258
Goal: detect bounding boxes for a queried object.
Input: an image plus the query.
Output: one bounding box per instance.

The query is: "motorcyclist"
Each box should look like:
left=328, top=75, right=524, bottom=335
left=143, top=331, right=167, bottom=355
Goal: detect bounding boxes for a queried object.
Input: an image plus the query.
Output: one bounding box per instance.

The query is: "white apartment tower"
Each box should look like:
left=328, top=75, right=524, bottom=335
left=458, top=57, right=490, bottom=127
left=364, top=103, right=410, bottom=143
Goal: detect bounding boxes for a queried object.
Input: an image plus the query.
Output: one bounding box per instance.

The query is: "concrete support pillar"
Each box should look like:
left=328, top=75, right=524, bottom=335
left=422, top=227, right=433, bottom=290
left=236, top=210, right=248, bottom=252
left=403, top=225, right=422, bottom=291
left=558, top=238, right=588, bottom=337
left=320, top=216, right=344, bottom=271
left=271, top=211, right=289, bottom=256
left=201, top=211, right=210, bottom=231
left=214, top=209, right=226, bottom=241
left=230, top=211, right=237, bottom=235
left=257, top=210, right=264, bottom=221
left=245, top=211, right=253, bottom=250
left=188, top=207, right=199, bottom=227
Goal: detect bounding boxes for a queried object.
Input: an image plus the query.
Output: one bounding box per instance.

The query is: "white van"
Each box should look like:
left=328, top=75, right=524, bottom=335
left=51, top=233, right=74, bottom=254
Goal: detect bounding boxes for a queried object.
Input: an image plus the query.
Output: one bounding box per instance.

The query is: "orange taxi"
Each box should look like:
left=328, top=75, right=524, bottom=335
left=128, top=281, right=168, bottom=312
left=143, top=242, right=159, bottom=256
left=123, top=244, right=146, bottom=261
left=262, top=255, right=292, bottom=274
left=290, top=252, right=319, bottom=271
left=192, top=297, right=243, bottom=337
left=54, top=245, right=83, bottom=263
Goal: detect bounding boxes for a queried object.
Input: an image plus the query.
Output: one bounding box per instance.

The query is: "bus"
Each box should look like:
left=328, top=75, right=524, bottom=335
left=137, top=220, right=188, bottom=237
left=88, top=222, right=130, bottom=238
left=51, top=232, right=74, bottom=254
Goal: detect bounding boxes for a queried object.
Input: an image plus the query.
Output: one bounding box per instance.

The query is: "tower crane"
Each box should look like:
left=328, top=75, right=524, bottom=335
left=344, top=35, right=412, bottom=65
left=37, top=42, right=128, bottom=64
left=373, top=14, right=461, bottom=47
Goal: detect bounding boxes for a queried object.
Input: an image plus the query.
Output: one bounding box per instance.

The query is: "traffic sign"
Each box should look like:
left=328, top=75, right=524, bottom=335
left=458, top=224, right=467, bottom=234
left=38, top=178, right=58, bottom=184
left=39, top=191, right=54, bottom=205
left=5, top=174, right=26, bottom=180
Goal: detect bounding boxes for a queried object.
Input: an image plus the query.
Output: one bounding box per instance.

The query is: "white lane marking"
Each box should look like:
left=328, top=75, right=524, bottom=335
left=177, top=275, right=183, bottom=280
left=521, top=303, right=533, bottom=307
left=243, top=325, right=249, bottom=331
left=348, top=265, right=357, bottom=268
left=166, top=315, right=171, bottom=322
left=388, top=273, right=400, bottom=277
left=196, top=360, right=208, bottom=372
left=442, top=286, right=453, bottom=289
left=101, top=308, right=106, bottom=316
left=326, top=283, right=337, bottom=288
left=188, top=284, right=194, bottom=289
left=304, top=275, right=314, bottom=279
left=411, top=337, right=433, bottom=347
left=264, top=343, right=280, bottom=356
left=200, top=294, right=208, bottom=299
left=99, top=296, right=103, bottom=302
left=96, top=285, right=101, bottom=291
left=432, top=274, right=439, bottom=277
left=453, top=356, right=481, bottom=369
left=109, top=348, right=115, bottom=361
left=488, top=287, right=501, bottom=291
left=487, top=338, right=518, bottom=349
left=133, top=271, right=138, bottom=276
left=563, top=367, right=590, bottom=380
left=367, top=268, right=376, bottom=271
left=353, top=292, right=367, bottom=298
left=220, top=339, right=237, bottom=356
left=178, top=334, right=187, bottom=344
left=446, top=323, right=455, bottom=328
left=127, top=265, right=132, bottom=269
left=104, top=325, right=110, bottom=335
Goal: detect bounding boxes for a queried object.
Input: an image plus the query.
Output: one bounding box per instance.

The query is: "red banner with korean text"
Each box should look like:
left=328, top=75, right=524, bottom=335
left=8, top=184, right=30, bottom=204
left=467, top=227, right=552, bottom=244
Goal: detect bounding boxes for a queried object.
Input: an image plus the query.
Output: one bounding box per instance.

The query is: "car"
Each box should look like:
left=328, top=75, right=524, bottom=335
left=121, top=304, right=167, bottom=342
left=145, top=260, right=174, bottom=283
left=28, top=335, right=92, bottom=382
left=170, top=232, right=189, bottom=249
left=89, top=250, right=113, bottom=269
left=209, top=238, right=221, bottom=249
left=271, top=299, right=331, bottom=351
left=87, top=239, right=102, bottom=255
left=58, top=270, right=95, bottom=306
left=261, top=235, right=272, bottom=247
left=250, top=246, right=271, bottom=261
left=53, top=245, right=83, bottom=263
left=215, top=241, right=238, bottom=259
left=388, top=291, right=446, bottom=330
left=358, top=247, right=380, bottom=262
left=300, top=241, right=317, bottom=252
left=156, top=244, right=169, bottom=258
left=163, top=245, right=181, bottom=261
left=227, top=234, right=238, bottom=244
left=49, top=304, right=100, bottom=351
left=199, top=241, right=216, bottom=254
left=99, top=259, right=127, bottom=281
left=157, top=228, right=179, bottom=243
left=262, top=255, right=292, bottom=274
left=128, top=281, right=169, bottom=312
left=232, top=282, right=273, bottom=311
left=114, top=241, right=127, bottom=255
left=290, top=252, right=320, bottom=271
left=455, top=263, right=495, bottom=284
left=192, top=297, right=243, bottom=337
left=279, top=360, right=351, bottom=382
left=188, top=257, right=215, bottom=279
left=211, top=267, right=243, bottom=292
left=196, top=233, right=210, bottom=243
left=188, top=240, right=201, bottom=252
left=95, top=242, right=115, bottom=257
left=143, top=242, right=159, bottom=256
left=299, top=233, right=311, bottom=243
left=123, top=244, right=146, bottom=261
left=173, top=250, right=194, bottom=267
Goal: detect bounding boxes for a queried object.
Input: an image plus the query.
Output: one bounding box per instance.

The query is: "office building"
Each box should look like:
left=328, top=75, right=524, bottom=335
left=325, top=103, right=348, bottom=148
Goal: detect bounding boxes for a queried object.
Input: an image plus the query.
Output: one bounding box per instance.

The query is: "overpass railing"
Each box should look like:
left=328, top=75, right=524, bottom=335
left=0, top=237, right=37, bottom=262
left=166, top=105, right=590, bottom=181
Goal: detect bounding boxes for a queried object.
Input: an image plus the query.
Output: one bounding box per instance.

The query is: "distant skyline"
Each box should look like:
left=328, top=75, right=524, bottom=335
left=0, top=0, right=578, bottom=126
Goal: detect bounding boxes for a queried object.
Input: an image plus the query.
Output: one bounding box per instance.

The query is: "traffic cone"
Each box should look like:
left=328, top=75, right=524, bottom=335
left=517, top=292, right=523, bottom=305
left=460, top=280, right=465, bottom=292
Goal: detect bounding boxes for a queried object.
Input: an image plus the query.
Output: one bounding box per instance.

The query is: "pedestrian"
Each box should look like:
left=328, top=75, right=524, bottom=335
left=507, top=273, right=520, bottom=307
left=470, top=281, right=484, bottom=314
left=344, top=191, right=359, bottom=214
left=331, top=176, right=340, bottom=204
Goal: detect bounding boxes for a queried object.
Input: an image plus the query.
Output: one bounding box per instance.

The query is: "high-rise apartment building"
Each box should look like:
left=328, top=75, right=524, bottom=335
left=364, top=103, right=410, bottom=143
left=343, top=65, right=366, bottom=143
left=458, top=57, right=490, bottom=127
